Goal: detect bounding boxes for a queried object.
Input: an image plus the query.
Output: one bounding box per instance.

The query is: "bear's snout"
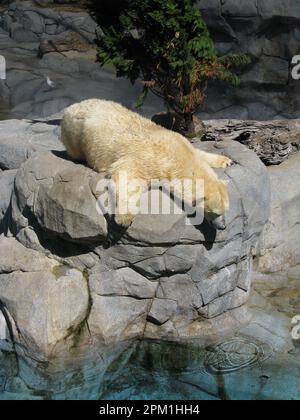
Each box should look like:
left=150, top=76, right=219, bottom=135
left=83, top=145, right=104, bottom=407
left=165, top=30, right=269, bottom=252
left=209, top=214, right=226, bottom=231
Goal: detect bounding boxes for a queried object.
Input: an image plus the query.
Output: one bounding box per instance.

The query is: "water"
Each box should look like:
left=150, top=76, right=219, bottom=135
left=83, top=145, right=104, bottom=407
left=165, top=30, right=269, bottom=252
left=0, top=337, right=299, bottom=400
left=0, top=267, right=300, bottom=400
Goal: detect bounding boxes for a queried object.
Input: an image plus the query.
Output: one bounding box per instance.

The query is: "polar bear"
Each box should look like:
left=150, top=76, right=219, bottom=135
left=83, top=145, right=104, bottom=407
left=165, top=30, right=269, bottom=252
left=60, top=99, right=231, bottom=229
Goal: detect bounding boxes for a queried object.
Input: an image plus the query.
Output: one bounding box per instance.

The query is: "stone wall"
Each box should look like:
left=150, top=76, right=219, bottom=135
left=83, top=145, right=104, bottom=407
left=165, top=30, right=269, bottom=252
left=199, top=0, right=300, bottom=120
left=1, top=1, right=97, bottom=43
left=257, top=154, right=300, bottom=273
left=0, top=1, right=300, bottom=120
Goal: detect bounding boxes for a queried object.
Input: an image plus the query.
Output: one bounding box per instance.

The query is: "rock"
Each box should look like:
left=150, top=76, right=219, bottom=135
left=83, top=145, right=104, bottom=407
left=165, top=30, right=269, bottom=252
left=258, top=0, right=300, bottom=19
left=0, top=169, right=16, bottom=227
left=221, top=0, right=258, bottom=17
left=202, top=119, right=300, bottom=166
left=11, top=152, right=108, bottom=243
left=38, top=31, right=91, bottom=57
left=147, top=298, right=178, bottom=326
left=0, top=109, right=274, bottom=359
left=10, top=22, right=39, bottom=42
left=197, top=1, right=300, bottom=120
left=21, top=10, right=45, bottom=34
left=3, top=1, right=97, bottom=43
left=195, top=119, right=300, bottom=272
left=90, top=267, right=157, bottom=299
left=0, top=237, right=56, bottom=272
left=1, top=1, right=300, bottom=120
left=257, top=154, right=300, bottom=272
left=242, top=56, right=289, bottom=86
left=0, top=119, right=64, bottom=170
left=0, top=237, right=89, bottom=358
left=157, top=274, right=203, bottom=311
left=199, top=288, right=250, bottom=319
left=88, top=296, right=151, bottom=344
left=0, top=127, right=269, bottom=354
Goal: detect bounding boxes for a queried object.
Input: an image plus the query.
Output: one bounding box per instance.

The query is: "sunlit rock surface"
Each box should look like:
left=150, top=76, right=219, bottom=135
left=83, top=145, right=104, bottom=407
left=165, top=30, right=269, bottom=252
left=0, top=117, right=270, bottom=359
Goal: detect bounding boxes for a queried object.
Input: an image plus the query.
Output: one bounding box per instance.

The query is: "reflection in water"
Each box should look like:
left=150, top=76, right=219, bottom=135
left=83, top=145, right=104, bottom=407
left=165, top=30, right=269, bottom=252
left=0, top=338, right=299, bottom=400
left=1, top=263, right=300, bottom=400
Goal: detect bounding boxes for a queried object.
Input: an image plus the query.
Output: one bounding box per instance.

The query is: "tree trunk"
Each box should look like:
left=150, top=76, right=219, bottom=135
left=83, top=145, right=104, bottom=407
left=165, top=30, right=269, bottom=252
left=182, top=112, right=195, bottom=137
left=152, top=112, right=206, bottom=138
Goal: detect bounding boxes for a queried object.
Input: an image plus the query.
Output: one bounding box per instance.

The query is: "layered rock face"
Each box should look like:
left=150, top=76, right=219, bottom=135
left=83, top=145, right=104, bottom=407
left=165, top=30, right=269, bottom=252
left=199, top=0, right=300, bottom=120
left=1, top=1, right=97, bottom=44
left=257, top=155, right=300, bottom=272
left=0, top=1, right=163, bottom=119
left=0, top=1, right=300, bottom=120
left=0, top=117, right=270, bottom=359
left=200, top=118, right=300, bottom=273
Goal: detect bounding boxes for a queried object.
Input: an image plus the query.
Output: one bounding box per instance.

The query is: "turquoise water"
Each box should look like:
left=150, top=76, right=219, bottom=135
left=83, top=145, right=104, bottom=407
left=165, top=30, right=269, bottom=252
left=1, top=268, right=300, bottom=400
left=0, top=338, right=299, bottom=400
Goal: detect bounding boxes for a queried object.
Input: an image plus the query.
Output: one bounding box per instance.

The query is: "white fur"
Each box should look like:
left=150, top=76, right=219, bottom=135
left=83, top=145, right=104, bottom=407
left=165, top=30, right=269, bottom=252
left=60, top=99, right=230, bottom=226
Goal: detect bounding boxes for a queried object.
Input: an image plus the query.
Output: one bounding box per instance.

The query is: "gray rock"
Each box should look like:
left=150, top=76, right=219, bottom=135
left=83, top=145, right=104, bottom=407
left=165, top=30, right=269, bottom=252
left=90, top=267, right=157, bottom=299
left=258, top=0, right=300, bottom=18
left=88, top=295, right=151, bottom=344
left=10, top=22, right=39, bottom=42
left=1, top=117, right=271, bottom=356
left=0, top=169, right=16, bottom=227
left=221, top=0, right=258, bottom=17
left=2, top=2, right=97, bottom=43
left=22, top=10, right=45, bottom=34
left=0, top=237, right=89, bottom=358
left=1, top=0, right=300, bottom=120
left=0, top=268, right=89, bottom=358
left=157, top=274, right=203, bottom=311
left=257, top=153, right=300, bottom=272
left=147, top=298, right=178, bottom=326
left=0, top=119, right=63, bottom=170
left=199, top=288, right=250, bottom=319
left=242, top=57, right=289, bottom=86
left=12, top=152, right=108, bottom=243
left=0, top=237, right=56, bottom=272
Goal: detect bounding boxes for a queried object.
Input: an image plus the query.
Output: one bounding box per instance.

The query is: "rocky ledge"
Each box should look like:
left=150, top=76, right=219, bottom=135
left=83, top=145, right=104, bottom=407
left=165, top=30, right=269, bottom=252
left=0, top=116, right=276, bottom=360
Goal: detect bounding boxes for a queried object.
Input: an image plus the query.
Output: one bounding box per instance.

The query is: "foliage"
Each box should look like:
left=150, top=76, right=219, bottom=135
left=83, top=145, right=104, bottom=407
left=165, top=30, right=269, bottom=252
left=88, top=0, right=250, bottom=135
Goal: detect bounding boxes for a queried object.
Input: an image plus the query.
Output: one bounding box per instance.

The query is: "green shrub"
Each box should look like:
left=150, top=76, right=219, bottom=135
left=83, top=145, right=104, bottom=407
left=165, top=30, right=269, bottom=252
left=88, top=0, right=250, bottom=136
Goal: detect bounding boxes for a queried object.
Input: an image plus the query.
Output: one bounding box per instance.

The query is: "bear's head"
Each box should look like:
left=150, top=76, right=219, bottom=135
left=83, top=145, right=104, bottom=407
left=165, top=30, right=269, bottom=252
left=202, top=179, right=229, bottom=230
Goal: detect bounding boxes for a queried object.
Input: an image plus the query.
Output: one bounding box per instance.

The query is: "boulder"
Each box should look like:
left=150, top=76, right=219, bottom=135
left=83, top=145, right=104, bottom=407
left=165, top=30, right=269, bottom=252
left=0, top=237, right=89, bottom=358
left=4, top=132, right=270, bottom=347
left=11, top=151, right=108, bottom=243
left=0, top=119, right=64, bottom=170
left=257, top=154, right=300, bottom=272
left=3, top=1, right=98, bottom=44
left=0, top=169, right=16, bottom=227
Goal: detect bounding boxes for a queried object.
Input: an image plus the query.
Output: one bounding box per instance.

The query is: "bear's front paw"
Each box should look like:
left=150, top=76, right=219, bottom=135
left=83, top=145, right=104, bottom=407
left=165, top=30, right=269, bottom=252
left=114, top=213, right=135, bottom=228
left=218, top=156, right=232, bottom=168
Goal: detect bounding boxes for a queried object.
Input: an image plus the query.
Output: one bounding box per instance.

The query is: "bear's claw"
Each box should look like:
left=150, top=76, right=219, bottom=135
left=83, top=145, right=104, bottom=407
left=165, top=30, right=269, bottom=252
left=220, top=156, right=233, bottom=168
